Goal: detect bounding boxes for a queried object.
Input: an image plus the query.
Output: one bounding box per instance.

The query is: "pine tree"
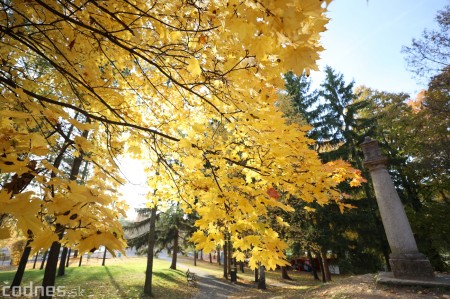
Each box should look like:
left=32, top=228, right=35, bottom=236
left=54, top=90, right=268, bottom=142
left=124, top=205, right=196, bottom=270
left=282, top=67, right=389, bottom=275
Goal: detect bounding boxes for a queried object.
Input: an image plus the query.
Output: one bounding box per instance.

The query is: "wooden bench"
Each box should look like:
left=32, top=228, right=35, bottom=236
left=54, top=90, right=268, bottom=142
left=186, top=269, right=196, bottom=286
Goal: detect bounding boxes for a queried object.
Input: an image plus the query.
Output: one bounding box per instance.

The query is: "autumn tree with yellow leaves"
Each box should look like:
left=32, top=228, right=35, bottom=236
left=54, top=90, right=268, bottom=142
left=0, top=0, right=365, bottom=297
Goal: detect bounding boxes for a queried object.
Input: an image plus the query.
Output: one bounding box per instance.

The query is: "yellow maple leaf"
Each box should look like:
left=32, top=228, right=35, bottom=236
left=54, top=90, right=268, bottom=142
left=186, top=57, right=202, bottom=76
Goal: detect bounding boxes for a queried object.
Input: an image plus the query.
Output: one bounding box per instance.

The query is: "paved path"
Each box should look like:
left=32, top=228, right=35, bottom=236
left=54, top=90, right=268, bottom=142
left=189, top=270, right=249, bottom=299
left=156, top=253, right=253, bottom=299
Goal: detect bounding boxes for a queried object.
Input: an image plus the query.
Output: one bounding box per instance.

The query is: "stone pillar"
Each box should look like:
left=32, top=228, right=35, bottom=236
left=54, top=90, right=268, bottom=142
left=360, top=137, right=434, bottom=279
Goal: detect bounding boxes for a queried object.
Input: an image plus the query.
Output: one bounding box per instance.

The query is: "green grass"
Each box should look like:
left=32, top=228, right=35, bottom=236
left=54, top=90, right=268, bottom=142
left=0, top=257, right=197, bottom=298
left=0, top=255, right=335, bottom=298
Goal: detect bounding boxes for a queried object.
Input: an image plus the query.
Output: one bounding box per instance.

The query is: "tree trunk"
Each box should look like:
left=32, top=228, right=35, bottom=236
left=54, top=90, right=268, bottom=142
left=223, top=243, right=228, bottom=279
left=66, top=249, right=71, bottom=267
left=57, top=247, right=68, bottom=276
left=317, top=251, right=326, bottom=283
left=10, top=242, right=31, bottom=288
left=307, top=249, right=319, bottom=280
left=257, top=265, right=266, bottom=290
left=227, top=239, right=232, bottom=276
left=217, top=247, right=221, bottom=265
left=73, top=250, right=78, bottom=258
left=254, top=267, right=259, bottom=282
left=78, top=255, right=83, bottom=267
left=40, top=250, right=48, bottom=270
left=209, top=252, right=212, bottom=263
left=170, top=229, right=178, bottom=270
left=41, top=127, right=86, bottom=298
left=194, top=249, right=197, bottom=266
left=40, top=240, right=62, bottom=299
left=239, top=261, right=244, bottom=273
left=320, top=249, right=332, bottom=282
left=143, top=206, right=157, bottom=296
left=281, top=265, right=292, bottom=280
left=200, top=250, right=203, bottom=260
left=102, top=247, right=107, bottom=266
left=33, top=250, right=39, bottom=269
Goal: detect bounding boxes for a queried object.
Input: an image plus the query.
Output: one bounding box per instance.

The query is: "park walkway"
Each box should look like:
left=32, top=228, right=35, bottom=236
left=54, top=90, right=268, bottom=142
left=156, top=253, right=257, bottom=298
left=184, top=267, right=248, bottom=299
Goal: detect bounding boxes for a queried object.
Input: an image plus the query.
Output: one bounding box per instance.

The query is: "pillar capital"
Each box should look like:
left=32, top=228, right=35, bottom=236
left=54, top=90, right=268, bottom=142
left=360, top=137, right=388, bottom=170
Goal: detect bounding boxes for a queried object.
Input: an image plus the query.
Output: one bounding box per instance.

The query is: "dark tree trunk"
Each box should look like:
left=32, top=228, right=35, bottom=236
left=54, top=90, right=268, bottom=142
left=143, top=207, right=157, bottom=296
left=41, top=127, right=86, bottom=298
left=40, top=250, right=48, bottom=270
left=200, top=250, right=203, bottom=260
left=66, top=249, right=71, bottom=267
left=281, top=265, right=292, bottom=280
left=10, top=242, right=31, bottom=288
left=57, top=247, right=68, bottom=276
left=78, top=255, right=83, bottom=267
left=320, top=249, right=332, bottom=282
left=170, top=229, right=178, bottom=270
left=223, top=243, right=228, bottom=279
left=254, top=267, right=259, bottom=282
left=257, top=265, right=266, bottom=290
left=102, top=248, right=107, bottom=266
left=317, top=251, right=326, bottom=283
left=33, top=250, right=39, bottom=269
left=307, top=249, right=319, bottom=280
left=40, top=240, right=62, bottom=299
left=239, top=261, right=244, bottom=273
left=217, top=247, right=221, bottom=265
left=209, top=252, right=212, bottom=263
left=227, top=239, right=232, bottom=275
left=194, top=249, right=197, bottom=266
left=73, top=250, right=78, bottom=258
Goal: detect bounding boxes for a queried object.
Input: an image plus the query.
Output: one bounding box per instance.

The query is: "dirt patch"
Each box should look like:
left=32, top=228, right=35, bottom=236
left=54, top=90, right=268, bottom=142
left=304, top=273, right=450, bottom=299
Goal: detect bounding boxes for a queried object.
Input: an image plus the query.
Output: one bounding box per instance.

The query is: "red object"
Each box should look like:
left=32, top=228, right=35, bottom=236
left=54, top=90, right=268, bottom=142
left=267, top=187, right=280, bottom=199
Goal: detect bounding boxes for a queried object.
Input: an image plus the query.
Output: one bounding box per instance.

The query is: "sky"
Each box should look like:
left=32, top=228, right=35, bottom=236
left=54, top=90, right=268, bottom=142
left=309, top=0, right=448, bottom=97
left=118, top=157, right=149, bottom=219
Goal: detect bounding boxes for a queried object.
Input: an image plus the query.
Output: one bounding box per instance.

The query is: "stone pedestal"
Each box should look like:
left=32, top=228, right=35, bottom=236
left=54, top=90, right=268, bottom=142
left=360, top=137, right=434, bottom=279
left=389, top=253, right=435, bottom=279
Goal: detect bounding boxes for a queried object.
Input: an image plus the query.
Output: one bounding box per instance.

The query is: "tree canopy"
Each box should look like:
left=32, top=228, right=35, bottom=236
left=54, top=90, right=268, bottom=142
left=0, top=0, right=367, bottom=271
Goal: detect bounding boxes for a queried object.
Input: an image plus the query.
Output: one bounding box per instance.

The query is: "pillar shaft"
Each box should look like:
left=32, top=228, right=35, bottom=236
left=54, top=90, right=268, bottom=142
left=369, top=166, right=418, bottom=254
left=361, top=137, right=434, bottom=279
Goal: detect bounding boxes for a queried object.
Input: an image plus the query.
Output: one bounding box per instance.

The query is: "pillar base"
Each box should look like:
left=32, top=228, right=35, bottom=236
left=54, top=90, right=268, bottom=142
left=389, top=253, right=434, bottom=279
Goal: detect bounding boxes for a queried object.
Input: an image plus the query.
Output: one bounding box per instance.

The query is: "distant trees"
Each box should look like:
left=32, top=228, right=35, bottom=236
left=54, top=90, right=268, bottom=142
left=402, top=5, right=450, bottom=78
left=125, top=205, right=196, bottom=269
left=281, top=68, right=388, bottom=277
left=281, top=58, right=449, bottom=275
left=356, top=65, right=450, bottom=271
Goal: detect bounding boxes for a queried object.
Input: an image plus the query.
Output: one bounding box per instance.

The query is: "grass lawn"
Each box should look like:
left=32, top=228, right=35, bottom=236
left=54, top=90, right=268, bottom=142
left=0, top=255, right=338, bottom=298
left=0, top=257, right=197, bottom=298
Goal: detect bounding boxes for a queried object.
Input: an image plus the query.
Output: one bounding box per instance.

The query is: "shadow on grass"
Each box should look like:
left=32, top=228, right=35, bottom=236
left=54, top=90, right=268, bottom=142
left=104, top=266, right=128, bottom=298
left=59, top=267, right=104, bottom=283
left=152, top=269, right=185, bottom=284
